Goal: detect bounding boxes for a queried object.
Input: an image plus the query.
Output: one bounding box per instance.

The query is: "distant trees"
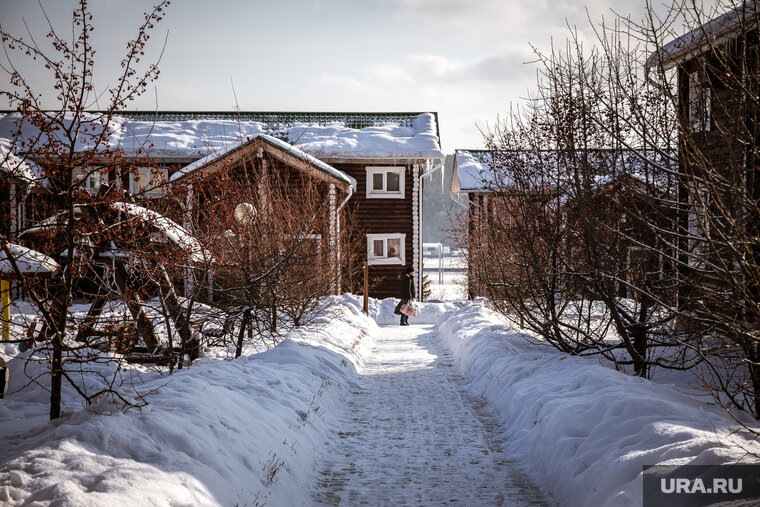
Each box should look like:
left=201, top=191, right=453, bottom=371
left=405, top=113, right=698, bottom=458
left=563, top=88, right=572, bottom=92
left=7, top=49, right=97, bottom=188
left=461, top=0, right=760, bottom=419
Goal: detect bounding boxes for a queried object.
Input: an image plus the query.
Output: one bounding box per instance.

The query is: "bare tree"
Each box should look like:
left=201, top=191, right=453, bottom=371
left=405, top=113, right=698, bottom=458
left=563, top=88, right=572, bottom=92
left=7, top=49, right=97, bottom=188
left=175, top=150, right=353, bottom=356
left=0, top=0, right=170, bottom=419
left=464, top=0, right=760, bottom=419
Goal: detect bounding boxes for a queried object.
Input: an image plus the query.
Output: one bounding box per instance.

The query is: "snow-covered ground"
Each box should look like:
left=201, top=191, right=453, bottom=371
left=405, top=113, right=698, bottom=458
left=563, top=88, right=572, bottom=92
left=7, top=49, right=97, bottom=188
left=438, top=301, right=760, bottom=506
left=312, top=323, right=546, bottom=505
left=1, top=296, right=758, bottom=506
left=0, top=297, right=375, bottom=506
left=424, top=254, right=467, bottom=301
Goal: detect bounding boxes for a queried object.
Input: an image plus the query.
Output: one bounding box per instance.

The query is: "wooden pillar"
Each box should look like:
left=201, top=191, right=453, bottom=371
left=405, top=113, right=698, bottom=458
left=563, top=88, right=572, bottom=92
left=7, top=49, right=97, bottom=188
left=363, top=264, right=368, bottom=315
left=328, top=183, right=337, bottom=294
left=1, top=279, right=10, bottom=341
left=412, top=164, right=421, bottom=300
left=184, top=184, right=194, bottom=298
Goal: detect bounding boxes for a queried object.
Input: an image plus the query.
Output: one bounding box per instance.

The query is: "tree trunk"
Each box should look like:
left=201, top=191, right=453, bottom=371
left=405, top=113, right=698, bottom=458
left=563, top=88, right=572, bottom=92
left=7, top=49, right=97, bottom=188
left=235, top=309, right=251, bottom=358
left=49, top=333, right=63, bottom=420
left=749, top=343, right=760, bottom=420
left=113, top=263, right=160, bottom=352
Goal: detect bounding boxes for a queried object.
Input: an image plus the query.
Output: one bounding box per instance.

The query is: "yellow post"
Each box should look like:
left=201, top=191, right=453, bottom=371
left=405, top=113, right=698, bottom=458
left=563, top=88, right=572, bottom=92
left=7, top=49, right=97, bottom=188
left=1, top=279, right=10, bottom=342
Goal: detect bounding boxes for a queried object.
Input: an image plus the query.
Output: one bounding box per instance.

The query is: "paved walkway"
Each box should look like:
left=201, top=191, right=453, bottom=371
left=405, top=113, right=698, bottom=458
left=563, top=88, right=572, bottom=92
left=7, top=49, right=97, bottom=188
left=312, top=324, right=548, bottom=505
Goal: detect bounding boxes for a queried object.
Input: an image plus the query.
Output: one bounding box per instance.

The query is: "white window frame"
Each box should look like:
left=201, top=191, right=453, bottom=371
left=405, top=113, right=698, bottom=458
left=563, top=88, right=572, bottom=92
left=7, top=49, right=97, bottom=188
left=367, top=233, right=405, bottom=265
left=74, top=166, right=107, bottom=193
left=365, top=166, right=405, bottom=199
left=130, top=167, right=168, bottom=198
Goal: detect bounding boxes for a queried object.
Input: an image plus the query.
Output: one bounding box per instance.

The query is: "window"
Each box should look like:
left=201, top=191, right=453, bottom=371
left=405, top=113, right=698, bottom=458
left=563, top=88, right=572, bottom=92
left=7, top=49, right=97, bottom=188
left=367, top=233, right=405, bottom=265
left=366, top=167, right=405, bottom=199
left=688, top=71, right=711, bottom=132
left=130, top=167, right=168, bottom=197
left=74, top=167, right=107, bottom=193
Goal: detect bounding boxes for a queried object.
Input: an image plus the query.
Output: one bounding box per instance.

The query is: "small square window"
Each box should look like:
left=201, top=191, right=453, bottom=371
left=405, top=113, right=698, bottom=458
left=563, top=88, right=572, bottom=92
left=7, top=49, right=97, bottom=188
left=387, top=238, right=400, bottom=258
left=135, top=171, right=149, bottom=193
left=87, top=172, right=102, bottom=192
left=387, top=172, right=400, bottom=192
left=688, top=71, right=711, bottom=132
left=74, top=167, right=106, bottom=193
left=366, top=167, right=405, bottom=199
left=367, top=233, right=405, bottom=265
left=131, top=167, right=168, bottom=197
left=151, top=168, right=166, bottom=187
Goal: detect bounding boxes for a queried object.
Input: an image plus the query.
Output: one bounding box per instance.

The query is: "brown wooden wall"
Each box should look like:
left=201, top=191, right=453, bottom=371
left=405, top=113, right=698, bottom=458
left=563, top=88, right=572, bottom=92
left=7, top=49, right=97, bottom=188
left=332, top=162, right=415, bottom=299
left=679, top=37, right=759, bottom=293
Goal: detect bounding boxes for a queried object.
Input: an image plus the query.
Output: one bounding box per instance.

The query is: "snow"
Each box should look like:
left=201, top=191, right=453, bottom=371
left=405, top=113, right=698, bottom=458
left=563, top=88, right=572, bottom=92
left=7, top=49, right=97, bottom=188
left=438, top=301, right=760, bottom=506
left=0, top=112, right=443, bottom=162
left=423, top=254, right=468, bottom=301
left=0, top=243, right=60, bottom=276
left=17, top=203, right=207, bottom=264
left=313, top=323, right=546, bottom=505
left=287, top=112, right=442, bottom=159
left=111, top=202, right=209, bottom=264
left=452, top=149, right=496, bottom=192
left=0, top=296, right=376, bottom=506
left=170, top=134, right=357, bottom=190
left=0, top=139, right=37, bottom=184
left=1, top=295, right=757, bottom=506
left=453, top=148, right=677, bottom=194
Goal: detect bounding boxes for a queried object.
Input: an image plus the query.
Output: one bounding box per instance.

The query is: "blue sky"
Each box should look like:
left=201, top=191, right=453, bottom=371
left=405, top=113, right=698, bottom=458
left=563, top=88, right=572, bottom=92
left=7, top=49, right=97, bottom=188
left=0, top=0, right=716, bottom=151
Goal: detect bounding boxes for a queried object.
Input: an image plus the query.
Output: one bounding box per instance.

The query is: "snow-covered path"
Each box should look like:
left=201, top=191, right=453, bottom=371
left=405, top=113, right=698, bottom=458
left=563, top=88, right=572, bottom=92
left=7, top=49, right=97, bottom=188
left=312, top=324, right=548, bottom=505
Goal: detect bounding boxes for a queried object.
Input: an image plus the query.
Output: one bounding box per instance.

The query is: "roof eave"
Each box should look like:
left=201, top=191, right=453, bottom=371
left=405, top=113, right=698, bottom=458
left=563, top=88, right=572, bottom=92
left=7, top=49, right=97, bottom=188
left=647, top=2, right=758, bottom=72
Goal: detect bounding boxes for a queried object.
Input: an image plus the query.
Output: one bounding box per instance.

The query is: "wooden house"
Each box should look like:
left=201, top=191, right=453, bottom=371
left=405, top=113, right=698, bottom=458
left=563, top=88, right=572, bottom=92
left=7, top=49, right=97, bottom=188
left=451, top=149, right=559, bottom=299
left=167, top=133, right=356, bottom=301
left=111, top=111, right=444, bottom=299
left=0, top=141, right=35, bottom=242
left=451, top=148, right=676, bottom=300
left=0, top=111, right=444, bottom=300
left=647, top=2, right=758, bottom=305
left=451, top=149, right=498, bottom=298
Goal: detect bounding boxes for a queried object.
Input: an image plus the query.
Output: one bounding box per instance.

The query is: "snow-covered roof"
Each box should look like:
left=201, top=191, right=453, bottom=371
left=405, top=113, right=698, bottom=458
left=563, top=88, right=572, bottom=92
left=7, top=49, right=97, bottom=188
left=19, top=203, right=208, bottom=264
left=171, top=134, right=357, bottom=190
left=0, top=242, right=60, bottom=277
left=112, top=202, right=210, bottom=264
left=0, top=139, right=37, bottom=185
left=0, top=111, right=444, bottom=162
left=451, top=150, right=498, bottom=193
left=647, top=1, right=758, bottom=71
left=452, top=149, right=678, bottom=193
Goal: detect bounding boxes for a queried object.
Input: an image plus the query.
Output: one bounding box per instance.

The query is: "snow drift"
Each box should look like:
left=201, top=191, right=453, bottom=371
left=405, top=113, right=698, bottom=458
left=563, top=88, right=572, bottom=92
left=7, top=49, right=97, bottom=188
left=438, top=301, right=760, bottom=506
left=0, top=296, right=376, bottom=506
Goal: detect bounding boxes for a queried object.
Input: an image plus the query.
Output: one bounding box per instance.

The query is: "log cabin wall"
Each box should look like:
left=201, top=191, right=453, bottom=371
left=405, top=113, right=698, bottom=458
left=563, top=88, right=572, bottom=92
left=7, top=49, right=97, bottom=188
left=185, top=152, right=340, bottom=242
left=679, top=35, right=759, bottom=293
left=330, top=161, right=417, bottom=299
left=167, top=151, right=349, bottom=301
left=467, top=192, right=488, bottom=299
